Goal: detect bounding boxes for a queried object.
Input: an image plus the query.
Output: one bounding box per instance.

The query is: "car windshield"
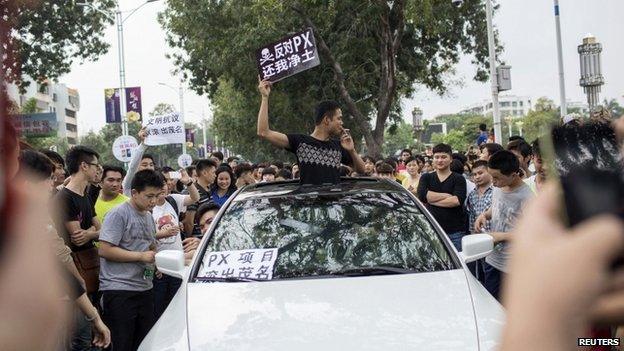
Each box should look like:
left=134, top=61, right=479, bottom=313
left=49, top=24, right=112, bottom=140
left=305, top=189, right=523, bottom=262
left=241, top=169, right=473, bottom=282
left=194, top=190, right=456, bottom=282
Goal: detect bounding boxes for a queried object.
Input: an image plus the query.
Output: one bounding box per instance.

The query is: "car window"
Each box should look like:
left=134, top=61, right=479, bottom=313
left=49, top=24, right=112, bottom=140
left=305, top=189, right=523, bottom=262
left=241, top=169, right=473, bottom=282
left=195, top=191, right=456, bottom=281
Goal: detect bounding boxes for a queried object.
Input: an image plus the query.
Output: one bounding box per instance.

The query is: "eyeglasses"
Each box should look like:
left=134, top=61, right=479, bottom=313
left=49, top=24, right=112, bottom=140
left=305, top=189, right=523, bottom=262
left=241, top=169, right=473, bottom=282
left=84, top=161, right=101, bottom=168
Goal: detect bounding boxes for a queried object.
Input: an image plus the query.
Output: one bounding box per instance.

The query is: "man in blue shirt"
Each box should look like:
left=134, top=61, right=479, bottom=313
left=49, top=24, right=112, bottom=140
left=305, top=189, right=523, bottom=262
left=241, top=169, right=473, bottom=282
left=476, top=123, right=488, bottom=146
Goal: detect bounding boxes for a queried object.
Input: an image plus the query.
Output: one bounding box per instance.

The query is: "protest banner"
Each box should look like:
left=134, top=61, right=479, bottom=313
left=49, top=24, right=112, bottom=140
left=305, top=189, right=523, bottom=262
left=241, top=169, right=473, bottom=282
left=256, top=27, right=320, bottom=82
left=112, top=135, right=138, bottom=163
left=125, top=87, right=143, bottom=122
left=10, top=112, right=58, bottom=138
left=104, top=88, right=121, bottom=123
left=142, top=112, right=185, bottom=146
left=198, top=248, right=279, bottom=281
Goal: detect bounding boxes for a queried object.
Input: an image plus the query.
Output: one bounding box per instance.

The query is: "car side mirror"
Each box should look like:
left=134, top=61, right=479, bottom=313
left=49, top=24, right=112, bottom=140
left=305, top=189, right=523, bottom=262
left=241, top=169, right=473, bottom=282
left=460, top=234, right=493, bottom=263
left=156, top=250, right=186, bottom=279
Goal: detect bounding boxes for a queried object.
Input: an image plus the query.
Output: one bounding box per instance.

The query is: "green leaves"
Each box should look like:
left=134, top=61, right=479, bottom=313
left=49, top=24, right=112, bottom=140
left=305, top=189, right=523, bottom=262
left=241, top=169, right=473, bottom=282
left=2, top=0, right=115, bottom=91
left=159, top=0, right=496, bottom=159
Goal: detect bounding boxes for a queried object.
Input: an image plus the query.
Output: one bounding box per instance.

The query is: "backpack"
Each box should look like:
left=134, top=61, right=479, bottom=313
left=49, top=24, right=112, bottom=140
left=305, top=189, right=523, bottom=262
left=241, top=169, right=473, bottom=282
left=165, top=196, right=180, bottom=219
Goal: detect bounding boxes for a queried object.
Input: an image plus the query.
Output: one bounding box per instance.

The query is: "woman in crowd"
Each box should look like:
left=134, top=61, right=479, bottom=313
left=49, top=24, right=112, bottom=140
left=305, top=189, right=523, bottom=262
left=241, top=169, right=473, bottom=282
left=211, top=166, right=238, bottom=207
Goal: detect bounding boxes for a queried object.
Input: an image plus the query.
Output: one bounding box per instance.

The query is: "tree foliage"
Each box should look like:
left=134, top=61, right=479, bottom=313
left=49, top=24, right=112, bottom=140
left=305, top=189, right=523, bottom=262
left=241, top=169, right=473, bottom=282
left=2, top=0, right=115, bottom=91
left=159, top=0, right=499, bottom=158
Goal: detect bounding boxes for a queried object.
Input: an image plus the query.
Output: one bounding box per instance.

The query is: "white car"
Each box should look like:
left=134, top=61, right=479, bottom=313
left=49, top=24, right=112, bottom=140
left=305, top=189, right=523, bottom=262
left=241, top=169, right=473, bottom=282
left=140, top=178, right=504, bottom=350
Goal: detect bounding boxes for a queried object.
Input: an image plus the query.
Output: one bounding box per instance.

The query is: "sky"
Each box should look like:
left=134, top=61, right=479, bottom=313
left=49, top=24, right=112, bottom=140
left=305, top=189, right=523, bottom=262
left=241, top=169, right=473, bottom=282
left=61, top=0, right=624, bottom=136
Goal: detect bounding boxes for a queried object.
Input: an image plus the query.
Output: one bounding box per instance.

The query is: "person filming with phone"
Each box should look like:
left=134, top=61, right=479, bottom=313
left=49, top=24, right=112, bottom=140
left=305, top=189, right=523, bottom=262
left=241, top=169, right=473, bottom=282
left=256, top=78, right=366, bottom=185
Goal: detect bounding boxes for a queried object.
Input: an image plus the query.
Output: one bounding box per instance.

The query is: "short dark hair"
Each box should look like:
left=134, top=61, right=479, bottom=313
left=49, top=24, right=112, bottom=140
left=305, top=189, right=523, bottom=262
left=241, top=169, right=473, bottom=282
left=131, top=169, right=165, bottom=192
left=452, top=152, right=467, bottom=164
left=376, top=163, right=394, bottom=175
left=432, top=143, right=452, bottom=156
left=383, top=157, right=397, bottom=169
left=314, top=100, right=341, bottom=125
left=531, top=139, right=541, bottom=158
left=450, top=159, right=464, bottom=174
left=261, top=167, right=276, bottom=176
left=507, top=139, right=532, bottom=158
left=161, top=166, right=175, bottom=174
left=472, top=160, right=489, bottom=170
left=488, top=150, right=520, bottom=176
left=211, top=151, right=224, bottom=161
left=65, top=146, right=100, bottom=175
left=479, top=123, right=487, bottom=132
left=186, top=165, right=196, bottom=175
left=226, top=156, right=238, bottom=163
left=481, top=143, right=504, bottom=156
left=195, top=201, right=221, bottom=227
left=39, top=149, right=65, bottom=167
left=401, top=149, right=412, bottom=155
left=102, top=165, right=126, bottom=179
left=196, top=159, right=217, bottom=174
left=270, top=160, right=284, bottom=170
left=362, top=155, right=376, bottom=163
left=277, top=168, right=292, bottom=179
left=234, top=163, right=253, bottom=178
left=19, top=150, right=54, bottom=181
left=142, top=154, right=155, bottom=163
left=508, top=135, right=525, bottom=142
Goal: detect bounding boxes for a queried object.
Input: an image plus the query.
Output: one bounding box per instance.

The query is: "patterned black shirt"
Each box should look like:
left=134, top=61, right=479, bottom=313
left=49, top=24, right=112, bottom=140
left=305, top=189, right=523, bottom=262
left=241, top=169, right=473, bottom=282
left=286, top=134, right=352, bottom=185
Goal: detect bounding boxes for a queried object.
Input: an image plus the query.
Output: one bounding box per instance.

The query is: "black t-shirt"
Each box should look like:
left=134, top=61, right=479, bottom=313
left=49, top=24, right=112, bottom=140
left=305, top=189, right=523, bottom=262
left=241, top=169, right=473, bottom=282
left=87, top=184, right=101, bottom=208
left=186, top=183, right=212, bottom=237
left=53, top=188, right=97, bottom=251
left=416, top=171, right=467, bottom=233
left=286, top=134, right=352, bottom=185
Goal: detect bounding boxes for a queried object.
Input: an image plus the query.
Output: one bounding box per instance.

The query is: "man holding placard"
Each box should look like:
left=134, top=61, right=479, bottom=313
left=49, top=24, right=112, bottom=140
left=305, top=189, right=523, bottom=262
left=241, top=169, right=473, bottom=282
left=256, top=78, right=365, bottom=185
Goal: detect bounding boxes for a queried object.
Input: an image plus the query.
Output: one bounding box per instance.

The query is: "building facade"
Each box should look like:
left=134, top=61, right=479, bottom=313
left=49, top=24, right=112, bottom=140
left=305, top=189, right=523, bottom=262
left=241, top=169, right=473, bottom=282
left=460, top=95, right=532, bottom=118
left=7, top=78, right=80, bottom=145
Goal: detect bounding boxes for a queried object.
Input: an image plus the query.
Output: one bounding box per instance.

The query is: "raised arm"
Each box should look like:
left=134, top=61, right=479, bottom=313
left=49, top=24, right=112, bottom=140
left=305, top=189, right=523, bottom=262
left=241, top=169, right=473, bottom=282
left=123, top=128, right=148, bottom=197
left=256, top=78, right=289, bottom=149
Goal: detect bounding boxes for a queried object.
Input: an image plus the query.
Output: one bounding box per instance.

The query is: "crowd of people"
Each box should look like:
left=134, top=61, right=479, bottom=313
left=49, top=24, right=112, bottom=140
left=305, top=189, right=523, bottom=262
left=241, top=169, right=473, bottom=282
left=2, top=82, right=624, bottom=351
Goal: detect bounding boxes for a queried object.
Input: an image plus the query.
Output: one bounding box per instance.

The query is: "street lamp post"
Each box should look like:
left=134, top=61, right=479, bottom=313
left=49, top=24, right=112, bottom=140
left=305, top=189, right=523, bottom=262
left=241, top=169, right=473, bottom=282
left=578, top=34, right=604, bottom=110
left=411, top=107, right=424, bottom=153
left=553, top=0, right=567, bottom=117
left=78, top=0, right=159, bottom=166
left=485, top=0, right=502, bottom=144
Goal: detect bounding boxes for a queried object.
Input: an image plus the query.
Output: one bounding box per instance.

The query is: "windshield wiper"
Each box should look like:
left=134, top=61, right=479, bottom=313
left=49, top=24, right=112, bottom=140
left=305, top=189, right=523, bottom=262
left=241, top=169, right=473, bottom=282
left=195, top=276, right=264, bottom=283
left=329, top=266, right=414, bottom=277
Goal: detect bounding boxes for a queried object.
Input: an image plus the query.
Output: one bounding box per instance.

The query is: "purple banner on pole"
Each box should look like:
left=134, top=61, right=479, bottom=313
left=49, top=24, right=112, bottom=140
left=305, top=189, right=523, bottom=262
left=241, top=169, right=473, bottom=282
left=104, top=88, right=121, bottom=123
left=125, top=86, right=142, bottom=122
left=185, top=128, right=195, bottom=144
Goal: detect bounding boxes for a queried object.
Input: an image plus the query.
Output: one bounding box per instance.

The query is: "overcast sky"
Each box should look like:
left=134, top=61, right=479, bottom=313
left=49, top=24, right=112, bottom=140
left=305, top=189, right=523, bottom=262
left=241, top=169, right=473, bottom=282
left=62, top=0, right=624, bottom=136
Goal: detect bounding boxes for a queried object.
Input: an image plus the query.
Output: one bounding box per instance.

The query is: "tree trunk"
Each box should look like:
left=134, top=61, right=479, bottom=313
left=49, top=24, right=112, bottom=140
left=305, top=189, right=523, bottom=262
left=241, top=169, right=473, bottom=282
left=294, top=1, right=405, bottom=160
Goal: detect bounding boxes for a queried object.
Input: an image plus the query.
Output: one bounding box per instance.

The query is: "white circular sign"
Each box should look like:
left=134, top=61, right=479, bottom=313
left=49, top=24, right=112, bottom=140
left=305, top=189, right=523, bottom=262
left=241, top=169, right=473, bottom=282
left=178, top=153, right=193, bottom=168
left=112, top=136, right=139, bottom=163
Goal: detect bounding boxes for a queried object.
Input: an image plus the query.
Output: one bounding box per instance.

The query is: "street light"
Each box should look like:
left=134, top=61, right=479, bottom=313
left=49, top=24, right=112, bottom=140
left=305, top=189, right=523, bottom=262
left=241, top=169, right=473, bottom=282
left=454, top=0, right=503, bottom=144
left=158, top=80, right=186, bottom=155
left=411, top=107, right=424, bottom=153
left=578, top=34, right=604, bottom=110
left=77, top=0, right=159, bottom=167
left=553, top=0, right=567, bottom=117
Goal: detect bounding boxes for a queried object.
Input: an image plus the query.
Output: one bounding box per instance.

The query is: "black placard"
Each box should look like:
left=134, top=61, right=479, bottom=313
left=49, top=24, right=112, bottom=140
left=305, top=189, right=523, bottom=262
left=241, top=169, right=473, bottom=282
left=256, top=28, right=321, bottom=82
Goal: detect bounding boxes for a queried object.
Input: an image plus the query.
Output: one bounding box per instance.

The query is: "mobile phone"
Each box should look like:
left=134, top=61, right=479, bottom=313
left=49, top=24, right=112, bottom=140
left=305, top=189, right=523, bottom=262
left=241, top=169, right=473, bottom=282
left=169, top=171, right=182, bottom=180
left=540, top=122, right=624, bottom=228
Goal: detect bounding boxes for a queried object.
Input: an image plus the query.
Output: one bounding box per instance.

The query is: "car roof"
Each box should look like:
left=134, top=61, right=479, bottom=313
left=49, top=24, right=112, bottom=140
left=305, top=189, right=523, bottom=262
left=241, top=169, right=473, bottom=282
left=235, top=177, right=406, bottom=200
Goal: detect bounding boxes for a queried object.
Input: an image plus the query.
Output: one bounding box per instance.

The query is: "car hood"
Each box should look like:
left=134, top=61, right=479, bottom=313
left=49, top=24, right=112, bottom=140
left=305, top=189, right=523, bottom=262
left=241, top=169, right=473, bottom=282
left=186, top=269, right=492, bottom=350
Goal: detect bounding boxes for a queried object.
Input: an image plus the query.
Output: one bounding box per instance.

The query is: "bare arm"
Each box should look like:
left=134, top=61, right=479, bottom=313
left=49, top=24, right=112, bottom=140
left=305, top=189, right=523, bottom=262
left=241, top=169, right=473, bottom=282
left=183, top=184, right=200, bottom=206
left=182, top=210, right=196, bottom=236
left=98, top=241, right=154, bottom=263
left=426, top=191, right=452, bottom=203
left=256, top=79, right=289, bottom=148
left=430, top=196, right=461, bottom=208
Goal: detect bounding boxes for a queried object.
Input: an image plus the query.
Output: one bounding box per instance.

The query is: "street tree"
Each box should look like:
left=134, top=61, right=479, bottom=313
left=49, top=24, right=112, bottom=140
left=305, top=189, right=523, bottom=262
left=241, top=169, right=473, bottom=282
left=2, top=0, right=115, bottom=91
left=159, top=0, right=499, bottom=158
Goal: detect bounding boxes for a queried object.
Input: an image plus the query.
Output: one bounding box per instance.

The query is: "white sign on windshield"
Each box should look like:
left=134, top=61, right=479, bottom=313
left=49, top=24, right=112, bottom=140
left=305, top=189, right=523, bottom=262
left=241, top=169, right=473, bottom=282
left=199, top=248, right=279, bottom=280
